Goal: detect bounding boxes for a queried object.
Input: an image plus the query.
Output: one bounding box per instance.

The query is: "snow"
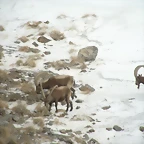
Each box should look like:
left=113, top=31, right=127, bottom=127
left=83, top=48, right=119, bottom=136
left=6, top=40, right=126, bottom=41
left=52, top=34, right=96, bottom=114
left=0, top=0, right=144, bottom=143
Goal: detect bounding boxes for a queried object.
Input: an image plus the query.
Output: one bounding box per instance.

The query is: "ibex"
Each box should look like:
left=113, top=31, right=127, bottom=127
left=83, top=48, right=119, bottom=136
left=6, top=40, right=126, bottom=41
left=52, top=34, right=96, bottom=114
left=44, top=85, right=73, bottom=113
left=134, top=65, right=144, bottom=89
left=34, top=71, right=76, bottom=99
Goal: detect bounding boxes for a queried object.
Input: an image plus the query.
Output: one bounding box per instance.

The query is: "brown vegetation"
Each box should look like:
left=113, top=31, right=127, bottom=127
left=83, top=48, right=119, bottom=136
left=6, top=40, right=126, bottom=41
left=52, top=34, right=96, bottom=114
left=49, top=30, right=65, bottom=41
left=0, top=100, right=8, bottom=109
left=12, top=104, right=31, bottom=116
left=81, top=14, right=97, bottom=18
left=33, top=117, right=44, bottom=128
left=20, top=82, right=35, bottom=94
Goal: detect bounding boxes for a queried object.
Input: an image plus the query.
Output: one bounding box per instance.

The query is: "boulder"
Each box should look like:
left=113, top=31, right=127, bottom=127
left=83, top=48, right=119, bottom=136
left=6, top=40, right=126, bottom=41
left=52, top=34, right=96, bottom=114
left=78, top=46, right=98, bottom=61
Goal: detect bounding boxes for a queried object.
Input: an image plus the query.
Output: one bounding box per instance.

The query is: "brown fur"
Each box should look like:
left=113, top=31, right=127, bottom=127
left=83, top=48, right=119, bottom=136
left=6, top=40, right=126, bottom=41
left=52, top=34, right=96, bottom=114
left=36, top=75, right=76, bottom=99
left=135, top=74, right=144, bottom=89
left=44, top=85, right=73, bottom=113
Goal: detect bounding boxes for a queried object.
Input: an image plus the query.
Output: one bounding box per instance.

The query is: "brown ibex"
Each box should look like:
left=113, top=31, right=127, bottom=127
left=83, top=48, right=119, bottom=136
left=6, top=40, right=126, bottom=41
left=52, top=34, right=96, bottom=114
left=43, top=85, right=73, bottom=113
left=34, top=71, right=76, bottom=99
left=134, top=65, right=144, bottom=89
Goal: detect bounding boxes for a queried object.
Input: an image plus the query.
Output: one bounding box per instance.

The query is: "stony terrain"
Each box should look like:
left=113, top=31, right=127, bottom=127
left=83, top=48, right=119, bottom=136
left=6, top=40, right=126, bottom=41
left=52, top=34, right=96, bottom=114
left=0, top=0, right=144, bottom=144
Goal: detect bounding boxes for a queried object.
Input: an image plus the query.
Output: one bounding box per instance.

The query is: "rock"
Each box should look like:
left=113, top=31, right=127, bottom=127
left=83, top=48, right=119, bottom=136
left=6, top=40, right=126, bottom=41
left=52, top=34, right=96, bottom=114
left=26, top=21, right=42, bottom=28
left=83, top=134, right=89, bottom=141
left=87, top=128, right=95, bottom=133
left=12, top=115, right=20, bottom=122
left=37, top=36, right=51, bottom=43
left=44, top=51, right=51, bottom=55
left=69, top=41, right=75, bottom=45
left=88, top=138, right=100, bottom=144
left=44, top=21, right=49, bottom=24
left=74, top=136, right=86, bottom=144
left=75, top=99, right=83, bottom=103
left=32, top=42, right=39, bottom=47
left=102, top=105, right=111, bottom=110
left=80, top=69, right=87, bottom=73
left=14, top=41, right=20, bottom=44
left=76, top=106, right=80, bottom=109
left=49, top=30, right=65, bottom=41
left=79, top=84, right=95, bottom=93
left=0, top=25, right=5, bottom=31
left=78, top=46, right=98, bottom=62
left=113, top=125, right=123, bottom=131
left=60, top=129, right=72, bottom=134
left=0, top=108, right=6, bottom=116
left=139, top=126, right=144, bottom=132
left=106, top=128, right=112, bottom=131
left=48, top=121, right=54, bottom=126
left=19, top=36, right=29, bottom=43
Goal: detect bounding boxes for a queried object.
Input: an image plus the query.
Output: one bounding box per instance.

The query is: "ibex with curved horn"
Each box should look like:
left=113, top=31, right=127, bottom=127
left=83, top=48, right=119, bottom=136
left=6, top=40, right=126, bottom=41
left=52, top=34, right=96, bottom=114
left=134, top=65, right=144, bottom=89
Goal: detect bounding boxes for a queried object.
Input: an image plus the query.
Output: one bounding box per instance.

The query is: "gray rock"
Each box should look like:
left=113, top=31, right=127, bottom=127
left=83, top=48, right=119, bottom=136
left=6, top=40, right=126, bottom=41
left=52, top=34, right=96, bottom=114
left=79, top=84, right=95, bottom=93
left=139, top=126, right=144, bottom=132
left=102, top=106, right=111, bottom=110
left=75, top=99, right=83, bottom=103
left=76, top=106, right=80, bottom=109
left=88, top=138, right=100, bottom=144
left=78, top=46, right=98, bottom=62
left=37, top=36, right=51, bottom=43
left=32, top=41, right=39, bottom=47
left=106, top=128, right=112, bottom=131
left=12, top=115, right=20, bottom=122
left=113, top=125, right=123, bottom=131
left=83, top=134, right=89, bottom=141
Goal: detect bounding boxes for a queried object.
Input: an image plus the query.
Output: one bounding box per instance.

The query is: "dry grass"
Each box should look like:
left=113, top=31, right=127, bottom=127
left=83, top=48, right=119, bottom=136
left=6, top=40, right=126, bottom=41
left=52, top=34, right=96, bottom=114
left=68, top=48, right=77, bottom=54
left=0, top=100, right=8, bottom=109
left=49, top=30, right=65, bottom=41
left=19, top=46, right=30, bottom=52
left=16, top=59, right=23, bottom=66
left=50, top=60, right=69, bottom=70
left=33, top=117, right=44, bottom=128
left=28, top=54, right=41, bottom=60
left=12, top=103, right=31, bottom=116
left=23, top=126, right=36, bottom=135
left=56, top=14, right=67, bottom=19
left=0, top=69, right=9, bottom=82
left=23, top=57, right=36, bottom=67
left=81, top=13, right=97, bottom=18
left=35, top=103, right=49, bottom=117
left=69, top=56, right=87, bottom=69
left=20, top=82, right=35, bottom=94
left=25, top=21, right=42, bottom=29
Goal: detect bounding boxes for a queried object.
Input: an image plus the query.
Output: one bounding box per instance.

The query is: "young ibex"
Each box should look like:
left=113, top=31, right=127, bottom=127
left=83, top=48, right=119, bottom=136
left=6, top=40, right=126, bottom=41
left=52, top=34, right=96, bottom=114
left=134, top=65, right=144, bottom=89
left=44, top=85, right=73, bottom=113
left=34, top=72, right=76, bottom=99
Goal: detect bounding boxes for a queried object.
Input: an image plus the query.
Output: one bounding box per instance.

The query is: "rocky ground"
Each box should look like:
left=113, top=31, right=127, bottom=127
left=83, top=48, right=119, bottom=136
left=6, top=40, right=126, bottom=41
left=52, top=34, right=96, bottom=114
left=0, top=2, right=144, bottom=143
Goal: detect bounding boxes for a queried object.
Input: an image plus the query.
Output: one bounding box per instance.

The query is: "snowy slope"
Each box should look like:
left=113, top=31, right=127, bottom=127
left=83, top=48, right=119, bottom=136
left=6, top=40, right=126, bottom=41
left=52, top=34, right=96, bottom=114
left=0, top=0, right=144, bottom=144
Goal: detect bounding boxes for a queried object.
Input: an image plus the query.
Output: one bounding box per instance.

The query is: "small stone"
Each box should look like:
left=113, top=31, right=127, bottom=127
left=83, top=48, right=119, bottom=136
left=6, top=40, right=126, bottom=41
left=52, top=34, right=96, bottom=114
left=0, top=25, right=5, bottom=31
left=96, top=119, right=101, bottom=122
left=106, top=128, right=112, bottom=131
left=37, top=36, right=51, bottom=43
left=14, top=41, right=20, bottom=44
left=75, top=99, right=83, bottom=103
left=76, top=106, right=80, bottom=109
left=88, top=138, right=100, bottom=144
left=83, top=134, right=89, bottom=141
left=12, top=115, right=20, bottom=122
left=32, top=42, right=39, bottom=47
left=44, top=51, right=51, bottom=55
left=102, top=105, right=111, bottom=110
left=60, top=129, right=67, bottom=134
left=80, top=69, right=87, bottom=73
left=139, top=126, right=144, bottom=132
left=47, top=121, right=53, bottom=126
left=100, top=86, right=103, bottom=88
left=44, top=21, right=49, bottom=24
left=113, top=125, right=123, bottom=131
left=79, top=84, right=95, bottom=92
left=87, top=128, right=95, bottom=133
